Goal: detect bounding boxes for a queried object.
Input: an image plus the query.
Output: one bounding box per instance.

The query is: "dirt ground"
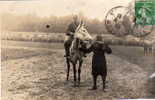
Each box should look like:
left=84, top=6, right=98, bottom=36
left=1, top=40, right=155, bottom=100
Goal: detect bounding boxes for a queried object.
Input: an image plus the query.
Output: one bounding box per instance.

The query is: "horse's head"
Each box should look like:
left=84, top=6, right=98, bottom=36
left=74, top=21, right=93, bottom=42
left=70, top=21, right=93, bottom=59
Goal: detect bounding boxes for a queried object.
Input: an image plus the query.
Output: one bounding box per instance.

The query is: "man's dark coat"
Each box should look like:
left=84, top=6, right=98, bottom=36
left=80, top=42, right=112, bottom=76
left=66, top=21, right=79, bottom=35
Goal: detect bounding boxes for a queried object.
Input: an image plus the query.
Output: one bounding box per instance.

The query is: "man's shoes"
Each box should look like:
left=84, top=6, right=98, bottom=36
left=103, top=88, right=108, bottom=92
left=88, top=86, right=97, bottom=90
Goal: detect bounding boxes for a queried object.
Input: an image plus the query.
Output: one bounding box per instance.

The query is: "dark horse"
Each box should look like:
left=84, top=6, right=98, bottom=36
left=64, top=22, right=93, bottom=86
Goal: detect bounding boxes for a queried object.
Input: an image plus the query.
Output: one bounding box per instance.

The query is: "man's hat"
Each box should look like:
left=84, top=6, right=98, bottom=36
left=73, top=15, right=81, bottom=25
left=95, top=35, right=103, bottom=42
left=94, top=35, right=104, bottom=44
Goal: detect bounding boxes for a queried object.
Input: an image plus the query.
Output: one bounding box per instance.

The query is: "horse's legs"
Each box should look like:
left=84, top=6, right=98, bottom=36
left=144, top=47, right=146, bottom=56
left=73, top=64, right=77, bottom=86
left=66, top=58, right=70, bottom=81
left=78, top=60, right=83, bottom=85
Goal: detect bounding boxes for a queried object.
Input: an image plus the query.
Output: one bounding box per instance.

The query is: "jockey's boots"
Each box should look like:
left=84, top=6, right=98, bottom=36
left=64, top=54, right=70, bottom=58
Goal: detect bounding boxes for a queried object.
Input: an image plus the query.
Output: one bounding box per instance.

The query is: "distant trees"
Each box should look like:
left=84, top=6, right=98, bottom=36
left=1, top=13, right=107, bottom=34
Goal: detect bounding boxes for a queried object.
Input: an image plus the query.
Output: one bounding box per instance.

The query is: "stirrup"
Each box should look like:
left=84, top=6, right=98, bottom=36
left=84, top=55, right=87, bottom=57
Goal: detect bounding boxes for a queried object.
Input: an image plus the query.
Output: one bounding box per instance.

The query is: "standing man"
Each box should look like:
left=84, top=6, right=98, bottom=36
left=80, top=35, right=112, bottom=91
left=64, top=15, right=80, bottom=58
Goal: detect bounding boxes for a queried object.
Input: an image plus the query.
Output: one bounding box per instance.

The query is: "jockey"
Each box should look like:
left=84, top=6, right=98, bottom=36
left=66, top=15, right=80, bottom=36
left=64, top=15, right=80, bottom=57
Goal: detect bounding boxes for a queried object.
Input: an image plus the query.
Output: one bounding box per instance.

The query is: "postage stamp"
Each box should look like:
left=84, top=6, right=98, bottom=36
left=135, top=0, right=155, bottom=25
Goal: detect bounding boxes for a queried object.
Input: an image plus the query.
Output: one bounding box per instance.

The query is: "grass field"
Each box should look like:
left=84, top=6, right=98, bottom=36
left=1, top=31, right=65, bottom=43
left=1, top=40, right=155, bottom=100
left=2, top=31, right=155, bottom=47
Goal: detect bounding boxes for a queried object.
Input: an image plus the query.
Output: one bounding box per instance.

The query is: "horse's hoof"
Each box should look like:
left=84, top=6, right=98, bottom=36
left=73, top=82, right=76, bottom=87
left=73, top=84, right=77, bottom=87
left=77, top=82, right=80, bottom=87
left=77, top=84, right=80, bottom=87
left=73, top=82, right=80, bottom=87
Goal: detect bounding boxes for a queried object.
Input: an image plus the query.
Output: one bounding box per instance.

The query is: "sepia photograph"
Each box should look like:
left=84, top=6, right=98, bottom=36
left=0, top=0, right=155, bottom=100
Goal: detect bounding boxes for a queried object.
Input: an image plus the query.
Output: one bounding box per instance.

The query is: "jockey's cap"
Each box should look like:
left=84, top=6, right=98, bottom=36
left=73, top=15, right=81, bottom=25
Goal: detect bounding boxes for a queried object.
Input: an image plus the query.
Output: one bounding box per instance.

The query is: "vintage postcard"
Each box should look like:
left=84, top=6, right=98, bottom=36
left=0, top=0, right=155, bottom=100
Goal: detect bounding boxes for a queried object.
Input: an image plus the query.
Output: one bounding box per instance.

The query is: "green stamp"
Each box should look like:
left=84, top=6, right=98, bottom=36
left=135, top=0, right=155, bottom=25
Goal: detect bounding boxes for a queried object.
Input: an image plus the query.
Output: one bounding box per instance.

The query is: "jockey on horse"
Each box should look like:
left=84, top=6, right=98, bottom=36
left=64, top=15, right=92, bottom=84
left=64, top=15, right=82, bottom=58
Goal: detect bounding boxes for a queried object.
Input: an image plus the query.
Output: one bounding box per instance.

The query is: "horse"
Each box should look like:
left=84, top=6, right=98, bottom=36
left=64, top=21, right=93, bottom=86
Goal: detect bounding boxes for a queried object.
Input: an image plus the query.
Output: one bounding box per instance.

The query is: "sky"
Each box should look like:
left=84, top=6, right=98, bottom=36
left=0, top=0, right=133, bottom=20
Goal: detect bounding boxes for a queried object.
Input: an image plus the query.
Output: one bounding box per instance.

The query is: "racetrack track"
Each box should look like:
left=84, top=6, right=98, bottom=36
left=1, top=40, right=155, bottom=100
